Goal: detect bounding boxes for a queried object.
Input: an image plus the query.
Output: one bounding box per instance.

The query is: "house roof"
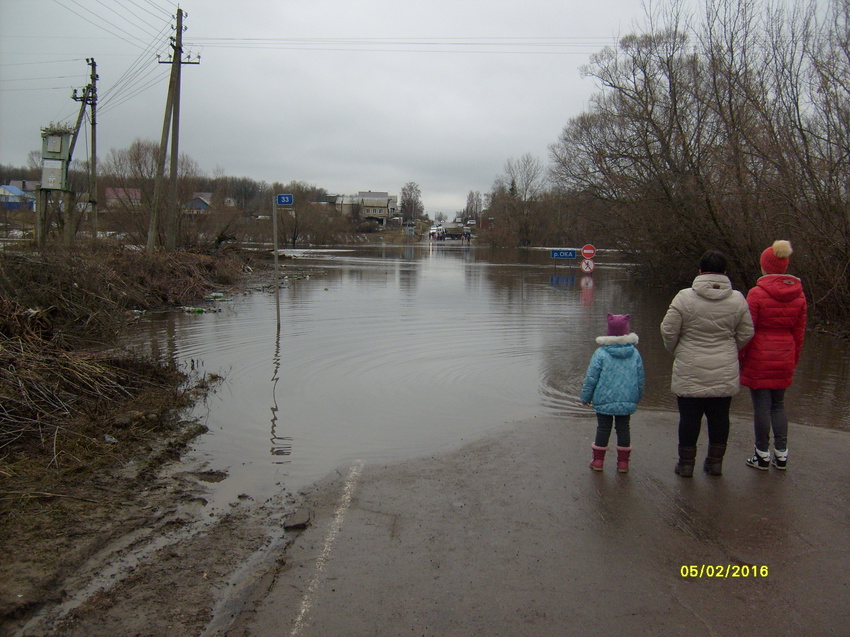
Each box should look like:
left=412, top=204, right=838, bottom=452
left=357, top=191, right=389, bottom=198
left=334, top=192, right=398, bottom=207
left=185, top=196, right=211, bottom=207
left=9, top=180, right=40, bottom=193
left=1, top=185, right=32, bottom=198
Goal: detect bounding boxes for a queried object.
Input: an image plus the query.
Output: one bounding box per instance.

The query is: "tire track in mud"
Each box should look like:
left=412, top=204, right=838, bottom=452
left=12, top=467, right=301, bottom=637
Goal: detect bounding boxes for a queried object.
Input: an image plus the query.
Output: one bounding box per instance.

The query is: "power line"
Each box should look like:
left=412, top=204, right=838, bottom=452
left=89, top=0, right=165, bottom=40
left=4, top=3, right=173, bottom=128
left=185, top=35, right=619, bottom=55
left=99, top=22, right=171, bottom=109
left=99, top=67, right=169, bottom=116
left=50, top=0, right=152, bottom=50
left=132, top=0, right=171, bottom=19
left=190, top=36, right=615, bottom=44
left=0, top=58, right=88, bottom=67
left=0, top=75, right=88, bottom=83
left=115, top=0, right=170, bottom=25
left=0, top=86, right=75, bottom=92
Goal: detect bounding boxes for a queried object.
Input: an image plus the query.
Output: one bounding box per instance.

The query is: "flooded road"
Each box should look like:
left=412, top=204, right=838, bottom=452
left=131, top=244, right=850, bottom=503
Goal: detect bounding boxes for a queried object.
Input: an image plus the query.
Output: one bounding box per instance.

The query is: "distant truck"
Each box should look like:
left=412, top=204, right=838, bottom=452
left=442, top=223, right=465, bottom=239
left=429, top=222, right=472, bottom=241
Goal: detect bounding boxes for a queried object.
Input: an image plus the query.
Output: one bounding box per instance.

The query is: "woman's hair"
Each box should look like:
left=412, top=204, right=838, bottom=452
left=699, top=250, right=728, bottom=274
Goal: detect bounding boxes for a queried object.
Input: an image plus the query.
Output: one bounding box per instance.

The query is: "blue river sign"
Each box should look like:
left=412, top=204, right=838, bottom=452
left=550, top=249, right=577, bottom=259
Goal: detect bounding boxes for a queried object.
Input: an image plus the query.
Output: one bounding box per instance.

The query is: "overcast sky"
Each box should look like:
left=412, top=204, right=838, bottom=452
left=1, top=0, right=664, bottom=215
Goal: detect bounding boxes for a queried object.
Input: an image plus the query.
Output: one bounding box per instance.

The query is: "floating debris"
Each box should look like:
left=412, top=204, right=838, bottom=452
left=178, top=306, right=220, bottom=314
left=203, top=292, right=234, bottom=303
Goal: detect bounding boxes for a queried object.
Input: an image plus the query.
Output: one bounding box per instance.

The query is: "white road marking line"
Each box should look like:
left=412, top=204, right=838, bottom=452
left=291, top=461, right=363, bottom=636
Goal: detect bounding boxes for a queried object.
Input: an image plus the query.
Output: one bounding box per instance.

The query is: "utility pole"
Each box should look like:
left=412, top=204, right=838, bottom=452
left=88, top=58, right=98, bottom=242
left=148, top=8, right=199, bottom=253
left=164, top=8, right=184, bottom=251
left=65, top=83, right=91, bottom=247
left=148, top=46, right=177, bottom=254
left=68, top=58, right=98, bottom=246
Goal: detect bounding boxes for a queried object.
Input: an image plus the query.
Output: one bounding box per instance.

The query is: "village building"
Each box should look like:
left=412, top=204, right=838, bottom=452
left=104, top=187, right=142, bottom=210
left=330, top=191, right=398, bottom=226
left=0, top=185, right=36, bottom=210
left=184, top=192, right=237, bottom=213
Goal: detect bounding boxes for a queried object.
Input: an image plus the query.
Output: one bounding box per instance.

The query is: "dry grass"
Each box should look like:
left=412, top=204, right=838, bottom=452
left=0, top=248, right=246, bottom=343
left=0, top=247, right=246, bottom=514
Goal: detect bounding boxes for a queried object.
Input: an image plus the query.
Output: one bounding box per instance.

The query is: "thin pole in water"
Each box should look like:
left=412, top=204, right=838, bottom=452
left=272, top=196, right=280, bottom=329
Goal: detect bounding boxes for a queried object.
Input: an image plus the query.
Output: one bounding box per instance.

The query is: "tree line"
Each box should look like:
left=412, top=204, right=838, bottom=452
left=474, top=0, right=849, bottom=331
left=1, top=142, right=425, bottom=249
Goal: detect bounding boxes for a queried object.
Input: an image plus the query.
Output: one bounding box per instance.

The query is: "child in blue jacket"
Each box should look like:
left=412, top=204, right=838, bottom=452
left=581, top=313, right=645, bottom=472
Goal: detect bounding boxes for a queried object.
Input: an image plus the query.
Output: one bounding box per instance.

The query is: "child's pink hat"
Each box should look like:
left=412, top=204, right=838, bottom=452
left=607, top=313, right=631, bottom=336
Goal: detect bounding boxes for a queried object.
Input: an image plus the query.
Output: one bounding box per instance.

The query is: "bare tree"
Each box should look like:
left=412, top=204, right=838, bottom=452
left=100, top=139, right=199, bottom=247
left=497, top=154, right=546, bottom=246
left=464, top=190, right=483, bottom=223
left=548, top=0, right=849, bottom=324
left=770, top=0, right=850, bottom=321
left=399, top=182, right=424, bottom=221
left=274, top=180, right=329, bottom=247
left=550, top=0, right=759, bottom=278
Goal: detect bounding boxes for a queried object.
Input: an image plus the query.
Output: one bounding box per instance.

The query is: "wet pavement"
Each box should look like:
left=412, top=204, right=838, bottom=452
left=226, top=409, right=850, bottom=637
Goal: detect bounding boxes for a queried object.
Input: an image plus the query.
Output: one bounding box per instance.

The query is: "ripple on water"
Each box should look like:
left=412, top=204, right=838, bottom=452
left=127, top=247, right=850, bottom=498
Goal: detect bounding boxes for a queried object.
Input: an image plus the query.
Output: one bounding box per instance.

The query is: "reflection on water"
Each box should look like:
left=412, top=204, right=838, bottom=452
left=129, top=245, right=850, bottom=498
left=268, top=318, right=292, bottom=460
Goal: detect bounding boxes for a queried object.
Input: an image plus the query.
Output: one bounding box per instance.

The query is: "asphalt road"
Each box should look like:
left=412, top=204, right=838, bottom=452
left=226, top=409, right=850, bottom=637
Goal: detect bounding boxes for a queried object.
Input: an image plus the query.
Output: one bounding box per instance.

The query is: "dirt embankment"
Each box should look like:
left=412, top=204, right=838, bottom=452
left=0, top=246, right=301, bottom=635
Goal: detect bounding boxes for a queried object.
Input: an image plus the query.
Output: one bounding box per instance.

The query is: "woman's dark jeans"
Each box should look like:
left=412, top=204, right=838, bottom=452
left=676, top=396, right=732, bottom=447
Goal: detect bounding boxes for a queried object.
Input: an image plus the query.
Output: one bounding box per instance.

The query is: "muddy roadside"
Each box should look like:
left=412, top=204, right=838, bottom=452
left=5, top=445, right=308, bottom=637
left=0, top=247, right=317, bottom=636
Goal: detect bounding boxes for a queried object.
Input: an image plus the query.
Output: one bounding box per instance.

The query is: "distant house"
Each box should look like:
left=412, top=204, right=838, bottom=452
left=104, top=187, right=142, bottom=209
left=0, top=185, right=35, bottom=210
left=331, top=191, right=398, bottom=226
left=184, top=193, right=212, bottom=213
left=184, top=192, right=237, bottom=213
left=9, top=180, right=40, bottom=194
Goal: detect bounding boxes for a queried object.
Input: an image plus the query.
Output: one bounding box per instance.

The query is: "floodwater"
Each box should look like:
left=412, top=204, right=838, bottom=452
left=130, top=244, right=850, bottom=504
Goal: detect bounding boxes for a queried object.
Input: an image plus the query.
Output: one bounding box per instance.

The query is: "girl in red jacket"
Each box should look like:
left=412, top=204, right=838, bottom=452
left=739, top=240, right=807, bottom=470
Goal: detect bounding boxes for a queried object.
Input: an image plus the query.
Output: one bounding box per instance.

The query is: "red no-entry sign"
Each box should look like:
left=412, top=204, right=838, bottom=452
left=581, top=244, right=596, bottom=259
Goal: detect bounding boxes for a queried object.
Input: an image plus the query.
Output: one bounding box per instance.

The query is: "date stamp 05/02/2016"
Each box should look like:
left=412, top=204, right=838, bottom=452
left=680, top=564, right=769, bottom=578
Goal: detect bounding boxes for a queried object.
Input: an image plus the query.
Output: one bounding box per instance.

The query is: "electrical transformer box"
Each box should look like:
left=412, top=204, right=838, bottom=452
left=40, top=131, right=71, bottom=190
left=41, top=132, right=71, bottom=161
left=41, top=159, right=65, bottom=190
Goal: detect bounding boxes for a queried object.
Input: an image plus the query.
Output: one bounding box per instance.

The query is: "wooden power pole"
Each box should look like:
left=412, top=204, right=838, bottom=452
left=88, top=58, right=98, bottom=242
left=148, top=8, right=198, bottom=253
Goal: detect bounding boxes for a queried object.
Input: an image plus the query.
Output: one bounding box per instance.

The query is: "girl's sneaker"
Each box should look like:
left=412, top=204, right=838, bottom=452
left=772, top=449, right=787, bottom=470
left=746, top=448, right=770, bottom=471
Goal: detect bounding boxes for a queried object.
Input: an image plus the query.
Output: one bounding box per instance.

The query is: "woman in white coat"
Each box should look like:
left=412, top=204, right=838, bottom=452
left=661, top=250, right=754, bottom=477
